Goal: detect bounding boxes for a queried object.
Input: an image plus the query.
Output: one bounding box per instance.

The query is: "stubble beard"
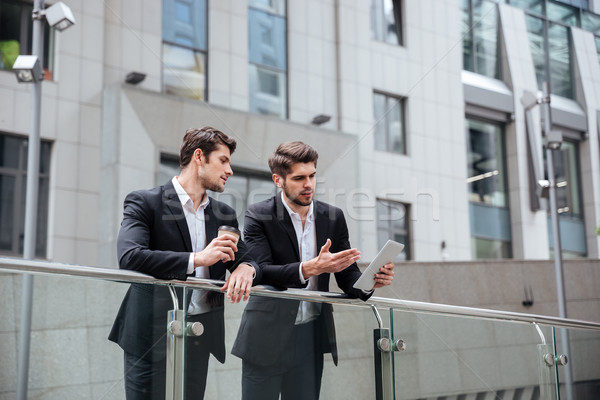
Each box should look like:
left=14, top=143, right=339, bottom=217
left=282, top=183, right=312, bottom=207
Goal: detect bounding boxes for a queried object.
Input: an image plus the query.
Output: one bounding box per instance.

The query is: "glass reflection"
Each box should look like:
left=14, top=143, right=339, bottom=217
left=370, top=0, right=402, bottom=45
left=526, top=15, right=547, bottom=91
left=376, top=200, right=409, bottom=261
left=466, top=120, right=507, bottom=207
left=162, top=44, right=206, bottom=101
left=548, top=23, right=573, bottom=98
left=553, top=140, right=582, bottom=218
left=509, top=0, right=545, bottom=15
left=547, top=1, right=579, bottom=25
left=581, top=10, right=600, bottom=34
left=373, top=93, right=405, bottom=154
left=248, top=8, right=287, bottom=70
left=248, top=64, right=287, bottom=118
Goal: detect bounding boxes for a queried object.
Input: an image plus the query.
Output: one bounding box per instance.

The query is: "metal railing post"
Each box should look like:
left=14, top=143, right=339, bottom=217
left=165, top=287, right=203, bottom=400
left=371, top=305, right=405, bottom=400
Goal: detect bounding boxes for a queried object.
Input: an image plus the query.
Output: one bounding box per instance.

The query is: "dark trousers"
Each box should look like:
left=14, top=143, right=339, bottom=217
left=123, top=316, right=212, bottom=400
left=241, top=320, right=324, bottom=400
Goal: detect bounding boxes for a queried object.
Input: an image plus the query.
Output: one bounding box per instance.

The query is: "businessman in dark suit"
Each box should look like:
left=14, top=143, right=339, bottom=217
left=232, top=141, right=395, bottom=399
left=109, top=127, right=260, bottom=400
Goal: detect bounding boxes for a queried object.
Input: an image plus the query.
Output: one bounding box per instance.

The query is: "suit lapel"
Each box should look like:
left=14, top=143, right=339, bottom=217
left=162, top=180, right=193, bottom=252
left=275, top=193, right=300, bottom=260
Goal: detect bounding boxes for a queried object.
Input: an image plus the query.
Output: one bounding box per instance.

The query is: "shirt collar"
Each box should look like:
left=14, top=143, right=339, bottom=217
left=280, top=191, right=314, bottom=221
left=172, top=176, right=210, bottom=212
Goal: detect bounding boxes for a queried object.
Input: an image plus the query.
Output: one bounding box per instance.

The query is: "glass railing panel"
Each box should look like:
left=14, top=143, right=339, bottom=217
left=554, top=326, right=600, bottom=399
left=2, top=260, right=599, bottom=400
left=184, top=290, right=381, bottom=399
left=1, top=272, right=131, bottom=399
left=390, top=309, right=558, bottom=399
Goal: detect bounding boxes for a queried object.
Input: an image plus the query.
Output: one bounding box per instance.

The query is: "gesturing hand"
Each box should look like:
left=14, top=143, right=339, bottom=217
left=194, top=233, right=238, bottom=267
left=371, top=262, right=395, bottom=290
left=221, top=262, right=255, bottom=303
left=301, top=239, right=361, bottom=279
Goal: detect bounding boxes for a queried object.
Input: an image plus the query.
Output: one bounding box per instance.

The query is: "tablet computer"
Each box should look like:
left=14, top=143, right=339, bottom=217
left=353, top=240, right=404, bottom=291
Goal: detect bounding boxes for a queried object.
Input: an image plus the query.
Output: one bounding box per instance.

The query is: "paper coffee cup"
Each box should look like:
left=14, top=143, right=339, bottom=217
left=218, top=225, right=240, bottom=244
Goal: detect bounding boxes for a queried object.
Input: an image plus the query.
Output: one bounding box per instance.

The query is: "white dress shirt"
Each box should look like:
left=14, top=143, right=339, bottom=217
left=280, top=192, right=321, bottom=324
left=172, top=177, right=211, bottom=315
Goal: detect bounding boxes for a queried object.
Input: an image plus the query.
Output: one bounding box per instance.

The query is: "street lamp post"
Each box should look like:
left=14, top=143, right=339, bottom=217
left=539, top=82, right=574, bottom=400
left=12, top=2, right=75, bottom=399
left=521, top=82, right=574, bottom=400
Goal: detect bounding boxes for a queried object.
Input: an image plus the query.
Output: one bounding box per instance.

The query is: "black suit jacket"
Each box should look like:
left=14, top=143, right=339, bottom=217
left=231, top=194, right=370, bottom=367
left=108, top=180, right=260, bottom=363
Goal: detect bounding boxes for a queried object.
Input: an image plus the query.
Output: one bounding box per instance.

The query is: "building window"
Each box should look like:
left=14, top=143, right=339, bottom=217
left=0, top=133, right=51, bottom=257
left=248, top=0, right=287, bottom=119
left=510, top=2, right=575, bottom=98
left=546, top=139, right=587, bottom=257
left=0, top=0, right=54, bottom=79
left=370, top=0, right=403, bottom=45
left=376, top=199, right=410, bottom=260
left=162, top=0, right=207, bottom=101
left=373, top=92, right=406, bottom=154
left=159, top=154, right=275, bottom=230
left=461, top=0, right=501, bottom=79
left=466, top=118, right=512, bottom=259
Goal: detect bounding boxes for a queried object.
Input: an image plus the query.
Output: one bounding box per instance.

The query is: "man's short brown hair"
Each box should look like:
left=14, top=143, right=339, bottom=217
left=179, top=126, right=237, bottom=168
left=268, top=141, right=318, bottom=178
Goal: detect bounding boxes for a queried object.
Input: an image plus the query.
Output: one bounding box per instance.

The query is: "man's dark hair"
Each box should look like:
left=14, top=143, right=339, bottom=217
left=268, top=141, right=319, bottom=178
left=179, top=126, right=237, bottom=168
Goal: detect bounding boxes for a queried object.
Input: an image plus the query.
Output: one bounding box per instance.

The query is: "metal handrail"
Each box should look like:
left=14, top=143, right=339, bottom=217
left=1, top=256, right=600, bottom=331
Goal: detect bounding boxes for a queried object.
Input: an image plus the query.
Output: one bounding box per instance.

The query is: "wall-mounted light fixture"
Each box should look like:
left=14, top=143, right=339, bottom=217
left=125, top=71, right=147, bottom=85
left=311, top=114, right=331, bottom=126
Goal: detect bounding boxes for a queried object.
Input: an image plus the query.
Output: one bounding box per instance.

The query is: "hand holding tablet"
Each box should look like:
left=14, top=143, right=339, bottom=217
left=353, top=240, right=404, bottom=291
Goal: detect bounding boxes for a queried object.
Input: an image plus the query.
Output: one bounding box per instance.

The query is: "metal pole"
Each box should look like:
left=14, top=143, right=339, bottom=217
left=16, top=1, right=44, bottom=399
left=542, top=82, right=574, bottom=400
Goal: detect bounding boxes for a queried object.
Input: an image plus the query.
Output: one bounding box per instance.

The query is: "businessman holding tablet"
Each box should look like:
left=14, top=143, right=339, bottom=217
left=232, top=141, right=396, bottom=399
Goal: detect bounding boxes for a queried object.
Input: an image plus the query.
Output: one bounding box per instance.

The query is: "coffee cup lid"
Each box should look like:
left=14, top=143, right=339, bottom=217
left=218, top=225, right=241, bottom=236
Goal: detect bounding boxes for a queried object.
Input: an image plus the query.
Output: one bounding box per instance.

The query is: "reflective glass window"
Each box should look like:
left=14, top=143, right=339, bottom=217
left=471, top=237, right=512, bottom=259
left=466, top=119, right=508, bottom=207
left=248, top=8, right=287, bottom=70
left=581, top=11, right=600, bottom=34
left=547, top=1, right=579, bottom=25
left=0, top=133, right=51, bottom=257
left=553, top=0, right=588, bottom=10
left=162, top=43, right=206, bottom=101
left=508, top=0, right=544, bottom=15
left=0, top=0, right=54, bottom=78
left=373, top=92, right=406, bottom=154
left=248, top=64, right=287, bottom=118
left=370, top=0, right=403, bottom=45
left=525, top=15, right=547, bottom=90
left=462, top=0, right=501, bottom=79
left=553, top=140, right=582, bottom=218
left=548, top=23, right=572, bottom=98
left=162, top=0, right=207, bottom=101
left=376, top=199, right=410, bottom=261
left=595, top=36, right=600, bottom=64
left=466, top=118, right=512, bottom=259
left=248, top=3, right=287, bottom=119
left=525, top=14, right=574, bottom=98
left=248, top=0, right=286, bottom=17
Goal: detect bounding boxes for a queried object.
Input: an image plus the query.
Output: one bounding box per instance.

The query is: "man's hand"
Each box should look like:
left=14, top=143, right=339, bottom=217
left=301, top=239, right=361, bottom=279
left=371, top=262, right=395, bottom=290
left=194, top=233, right=238, bottom=267
left=221, top=262, right=255, bottom=303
